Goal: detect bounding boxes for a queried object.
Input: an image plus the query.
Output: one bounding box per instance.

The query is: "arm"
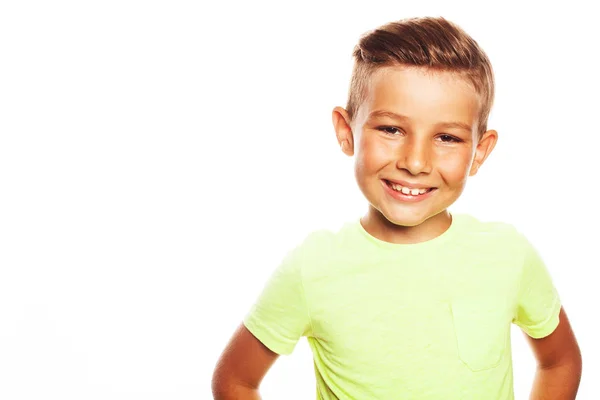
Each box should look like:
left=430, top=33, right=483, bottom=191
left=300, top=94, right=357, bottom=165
left=212, top=323, right=280, bottom=400
left=212, top=233, right=318, bottom=398
left=526, top=306, right=582, bottom=400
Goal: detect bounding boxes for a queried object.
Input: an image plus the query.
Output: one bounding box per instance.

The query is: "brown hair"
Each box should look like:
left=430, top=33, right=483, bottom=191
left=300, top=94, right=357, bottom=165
left=346, top=17, right=494, bottom=135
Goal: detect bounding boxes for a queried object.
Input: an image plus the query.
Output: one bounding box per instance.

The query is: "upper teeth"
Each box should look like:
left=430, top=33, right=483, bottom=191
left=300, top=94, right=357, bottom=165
left=390, top=183, right=429, bottom=195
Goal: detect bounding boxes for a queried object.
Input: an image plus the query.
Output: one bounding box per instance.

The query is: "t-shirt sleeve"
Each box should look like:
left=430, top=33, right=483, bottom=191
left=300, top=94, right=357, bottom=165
left=512, top=233, right=561, bottom=339
left=243, top=242, right=313, bottom=355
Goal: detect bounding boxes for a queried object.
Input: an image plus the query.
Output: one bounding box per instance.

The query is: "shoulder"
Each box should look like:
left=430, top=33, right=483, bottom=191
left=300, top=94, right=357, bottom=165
left=286, top=222, right=351, bottom=261
left=453, top=213, right=533, bottom=257
left=455, top=213, right=526, bottom=241
left=279, top=220, right=360, bottom=277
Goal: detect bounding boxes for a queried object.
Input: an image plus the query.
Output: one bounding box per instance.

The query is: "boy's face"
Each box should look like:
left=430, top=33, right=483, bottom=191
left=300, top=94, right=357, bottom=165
left=333, top=66, right=497, bottom=240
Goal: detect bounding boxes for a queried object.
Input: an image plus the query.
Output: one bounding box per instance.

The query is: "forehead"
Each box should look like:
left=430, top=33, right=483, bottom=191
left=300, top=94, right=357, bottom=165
left=359, top=66, right=482, bottom=129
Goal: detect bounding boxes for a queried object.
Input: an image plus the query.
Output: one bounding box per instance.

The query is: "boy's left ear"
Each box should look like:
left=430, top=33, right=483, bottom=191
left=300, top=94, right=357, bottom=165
left=469, top=129, right=498, bottom=176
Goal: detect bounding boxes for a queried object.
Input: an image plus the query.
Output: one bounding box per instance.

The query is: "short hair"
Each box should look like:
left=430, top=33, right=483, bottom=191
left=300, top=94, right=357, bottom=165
left=346, top=17, right=494, bottom=135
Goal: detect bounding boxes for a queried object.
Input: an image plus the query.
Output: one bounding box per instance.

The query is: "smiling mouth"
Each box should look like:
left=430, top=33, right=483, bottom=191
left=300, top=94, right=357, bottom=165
left=384, top=180, right=436, bottom=196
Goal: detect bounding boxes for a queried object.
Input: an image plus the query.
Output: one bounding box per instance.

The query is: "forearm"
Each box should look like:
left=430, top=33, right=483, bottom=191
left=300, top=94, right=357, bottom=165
left=529, top=361, right=582, bottom=400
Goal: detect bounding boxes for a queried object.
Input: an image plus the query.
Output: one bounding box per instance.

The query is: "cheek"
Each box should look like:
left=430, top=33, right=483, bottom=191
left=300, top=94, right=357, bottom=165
left=356, top=135, right=392, bottom=172
left=437, top=152, right=473, bottom=184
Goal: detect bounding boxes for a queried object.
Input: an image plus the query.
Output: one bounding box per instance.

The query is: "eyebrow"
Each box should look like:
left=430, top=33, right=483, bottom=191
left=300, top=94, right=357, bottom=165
left=367, top=110, right=473, bottom=133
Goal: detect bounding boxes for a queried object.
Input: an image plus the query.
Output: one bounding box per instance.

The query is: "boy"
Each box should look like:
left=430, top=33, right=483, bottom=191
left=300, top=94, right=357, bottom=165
left=211, top=17, right=582, bottom=399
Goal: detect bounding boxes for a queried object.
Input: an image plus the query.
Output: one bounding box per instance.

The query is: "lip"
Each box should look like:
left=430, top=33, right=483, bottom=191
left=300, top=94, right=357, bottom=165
left=382, top=179, right=437, bottom=203
left=384, top=178, right=435, bottom=190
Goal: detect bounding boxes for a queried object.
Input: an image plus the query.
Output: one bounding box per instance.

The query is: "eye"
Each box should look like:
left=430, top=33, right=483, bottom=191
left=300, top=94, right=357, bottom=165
left=377, top=126, right=402, bottom=136
left=438, top=134, right=462, bottom=143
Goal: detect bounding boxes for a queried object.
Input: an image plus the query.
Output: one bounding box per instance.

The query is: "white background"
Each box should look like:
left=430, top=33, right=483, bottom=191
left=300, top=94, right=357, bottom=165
left=1, top=0, right=598, bottom=399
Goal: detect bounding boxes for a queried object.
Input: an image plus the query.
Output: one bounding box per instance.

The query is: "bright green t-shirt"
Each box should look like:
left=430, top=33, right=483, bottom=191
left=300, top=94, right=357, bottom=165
left=244, top=213, right=561, bottom=399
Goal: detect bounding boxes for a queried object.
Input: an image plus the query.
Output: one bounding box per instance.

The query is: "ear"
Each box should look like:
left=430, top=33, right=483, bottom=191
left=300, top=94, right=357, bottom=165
left=332, top=106, right=354, bottom=156
left=469, top=129, right=498, bottom=176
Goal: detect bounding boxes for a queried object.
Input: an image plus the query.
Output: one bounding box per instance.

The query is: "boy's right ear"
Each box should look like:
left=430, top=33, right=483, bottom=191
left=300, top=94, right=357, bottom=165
left=332, top=106, right=354, bottom=156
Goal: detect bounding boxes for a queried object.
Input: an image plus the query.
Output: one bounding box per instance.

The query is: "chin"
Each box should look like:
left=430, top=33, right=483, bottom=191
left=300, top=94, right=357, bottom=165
left=379, top=209, right=429, bottom=227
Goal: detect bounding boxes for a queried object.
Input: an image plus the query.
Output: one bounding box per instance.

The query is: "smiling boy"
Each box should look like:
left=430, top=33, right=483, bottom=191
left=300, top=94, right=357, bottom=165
left=212, top=17, right=582, bottom=399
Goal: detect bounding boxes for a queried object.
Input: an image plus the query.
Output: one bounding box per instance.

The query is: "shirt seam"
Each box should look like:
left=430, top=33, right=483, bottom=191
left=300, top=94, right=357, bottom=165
left=512, top=232, right=527, bottom=322
left=299, top=255, right=316, bottom=339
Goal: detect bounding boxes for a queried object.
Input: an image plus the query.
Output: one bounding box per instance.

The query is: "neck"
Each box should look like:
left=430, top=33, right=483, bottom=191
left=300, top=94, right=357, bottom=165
left=360, top=208, right=452, bottom=244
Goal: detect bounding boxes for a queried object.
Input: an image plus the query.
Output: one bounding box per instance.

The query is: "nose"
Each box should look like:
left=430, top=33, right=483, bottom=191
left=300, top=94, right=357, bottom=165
left=396, top=136, right=432, bottom=175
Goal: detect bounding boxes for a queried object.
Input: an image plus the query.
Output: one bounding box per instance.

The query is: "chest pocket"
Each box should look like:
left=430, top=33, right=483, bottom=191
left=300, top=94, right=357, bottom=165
left=450, top=300, right=510, bottom=372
